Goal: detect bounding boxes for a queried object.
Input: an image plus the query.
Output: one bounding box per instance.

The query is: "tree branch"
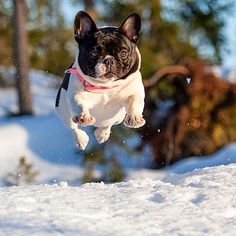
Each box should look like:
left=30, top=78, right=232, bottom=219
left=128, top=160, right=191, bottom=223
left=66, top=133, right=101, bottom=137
left=143, top=65, right=190, bottom=88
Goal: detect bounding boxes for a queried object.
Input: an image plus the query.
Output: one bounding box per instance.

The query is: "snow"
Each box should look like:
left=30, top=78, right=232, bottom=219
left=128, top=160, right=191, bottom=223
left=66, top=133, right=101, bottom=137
left=0, top=164, right=235, bottom=236
left=166, top=142, right=236, bottom=174
left=1, top=67, right=236, bottom=235
left=186, top=77, right=192, bottom=84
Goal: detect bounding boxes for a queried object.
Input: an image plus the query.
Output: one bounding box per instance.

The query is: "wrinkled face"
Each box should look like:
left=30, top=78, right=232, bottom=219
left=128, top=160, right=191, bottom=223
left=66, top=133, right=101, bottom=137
left=78, top=28, right=139, bottom=81
left=74, top=11, right=141, bottom=82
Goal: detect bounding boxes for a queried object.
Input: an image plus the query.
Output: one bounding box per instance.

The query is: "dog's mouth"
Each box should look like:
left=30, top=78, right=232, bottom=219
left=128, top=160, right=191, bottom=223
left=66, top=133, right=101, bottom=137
left=104, top=71, right=116, bottom=78
left=96, top=71, right=117, bottom=82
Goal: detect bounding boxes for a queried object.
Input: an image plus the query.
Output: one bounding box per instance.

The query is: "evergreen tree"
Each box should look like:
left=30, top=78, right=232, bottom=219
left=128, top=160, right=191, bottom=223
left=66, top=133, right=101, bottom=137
left=176, top=0, right=234, bottom=63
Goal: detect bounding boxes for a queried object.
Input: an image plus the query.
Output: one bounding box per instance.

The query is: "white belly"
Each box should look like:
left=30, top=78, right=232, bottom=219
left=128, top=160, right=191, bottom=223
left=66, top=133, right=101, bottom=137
left=89, top=97, right=126, bottom=127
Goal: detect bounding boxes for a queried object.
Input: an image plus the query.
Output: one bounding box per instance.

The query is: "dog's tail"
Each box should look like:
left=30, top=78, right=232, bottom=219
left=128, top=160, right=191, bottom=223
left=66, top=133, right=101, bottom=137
left=143, top=65, right=190, bottom=88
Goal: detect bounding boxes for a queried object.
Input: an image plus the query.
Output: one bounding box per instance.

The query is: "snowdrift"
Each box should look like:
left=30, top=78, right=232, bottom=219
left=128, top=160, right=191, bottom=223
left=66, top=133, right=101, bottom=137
left=0, top=164, right=235, bottom=236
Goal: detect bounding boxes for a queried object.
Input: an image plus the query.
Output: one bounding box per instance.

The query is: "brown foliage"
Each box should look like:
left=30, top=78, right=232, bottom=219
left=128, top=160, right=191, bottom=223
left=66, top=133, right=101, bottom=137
left=140, top=59, right=236, bottom=168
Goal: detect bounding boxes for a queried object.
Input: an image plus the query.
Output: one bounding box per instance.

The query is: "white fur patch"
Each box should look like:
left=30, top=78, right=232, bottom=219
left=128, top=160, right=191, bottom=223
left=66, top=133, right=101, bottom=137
left=95, top=63, right=107, bottom=77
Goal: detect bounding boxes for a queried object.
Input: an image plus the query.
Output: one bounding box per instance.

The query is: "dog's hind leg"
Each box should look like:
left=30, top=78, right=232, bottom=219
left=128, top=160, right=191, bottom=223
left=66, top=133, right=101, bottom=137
left=71, top=126, right=89, bottom=150
left=94, top=126, right=111, bottom=144
left=55, top=89, right=89, bottom=150
left=59, top=115, right=89, bottom=150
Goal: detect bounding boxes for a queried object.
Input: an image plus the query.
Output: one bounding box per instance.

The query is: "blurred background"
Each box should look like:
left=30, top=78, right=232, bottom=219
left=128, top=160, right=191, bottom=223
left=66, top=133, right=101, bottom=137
left=0, top=0, right=236, bottom=186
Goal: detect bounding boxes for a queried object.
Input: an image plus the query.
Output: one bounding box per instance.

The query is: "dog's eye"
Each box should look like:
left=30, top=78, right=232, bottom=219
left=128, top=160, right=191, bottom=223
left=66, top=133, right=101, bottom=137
left=119, top=50, right=128, bottom=58
left=89, top=50, right=98, bottom=58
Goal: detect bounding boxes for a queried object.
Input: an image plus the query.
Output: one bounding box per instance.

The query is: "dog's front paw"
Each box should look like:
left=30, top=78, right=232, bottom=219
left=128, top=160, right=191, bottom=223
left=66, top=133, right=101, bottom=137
left=72, top=113, right=96, bottom=126
left=124, top=114, right=145, bottom=128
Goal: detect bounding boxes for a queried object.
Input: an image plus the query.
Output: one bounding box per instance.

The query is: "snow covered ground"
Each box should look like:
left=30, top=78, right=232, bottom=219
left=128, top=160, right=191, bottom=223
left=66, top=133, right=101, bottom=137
left=0, top=67, right=236, bottom=235
left=0, top=164, right=235, bottom=236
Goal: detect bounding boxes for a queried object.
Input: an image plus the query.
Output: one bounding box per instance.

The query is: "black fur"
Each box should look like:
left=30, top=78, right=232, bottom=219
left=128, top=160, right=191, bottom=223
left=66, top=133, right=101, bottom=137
left=55, top=86, right=61, bottom=107
left=55, top=64, right=73, bottom=107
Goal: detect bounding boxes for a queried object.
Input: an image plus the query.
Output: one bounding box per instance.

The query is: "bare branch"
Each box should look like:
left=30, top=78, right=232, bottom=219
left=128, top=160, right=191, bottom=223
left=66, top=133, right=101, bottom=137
left=144, top=65, right=190, bottom=88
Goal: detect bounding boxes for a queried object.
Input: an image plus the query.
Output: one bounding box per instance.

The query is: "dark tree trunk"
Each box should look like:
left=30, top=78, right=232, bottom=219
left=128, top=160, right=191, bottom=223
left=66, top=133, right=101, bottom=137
left=13, top=0, right=33, bottom=115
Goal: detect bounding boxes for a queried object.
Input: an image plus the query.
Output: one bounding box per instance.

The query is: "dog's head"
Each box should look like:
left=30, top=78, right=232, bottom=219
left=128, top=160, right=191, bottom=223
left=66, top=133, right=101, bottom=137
left=74, top=11, right=141, bottom=82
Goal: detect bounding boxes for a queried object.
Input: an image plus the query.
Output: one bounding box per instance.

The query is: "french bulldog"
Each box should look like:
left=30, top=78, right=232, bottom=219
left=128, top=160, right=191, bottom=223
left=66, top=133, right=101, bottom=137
left=55, top=11, right=145, bottom=150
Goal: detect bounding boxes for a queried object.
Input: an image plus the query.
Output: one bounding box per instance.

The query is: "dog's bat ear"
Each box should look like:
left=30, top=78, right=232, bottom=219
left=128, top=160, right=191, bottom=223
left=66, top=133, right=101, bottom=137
left=119, top=13, right=141, bottom=43
left=74, top=11, right=97, bottom=42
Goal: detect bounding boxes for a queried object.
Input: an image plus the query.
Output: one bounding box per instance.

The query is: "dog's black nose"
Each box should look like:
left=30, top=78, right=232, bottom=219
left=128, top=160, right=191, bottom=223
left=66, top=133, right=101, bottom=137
left=104, top=57, right=115, bottom=67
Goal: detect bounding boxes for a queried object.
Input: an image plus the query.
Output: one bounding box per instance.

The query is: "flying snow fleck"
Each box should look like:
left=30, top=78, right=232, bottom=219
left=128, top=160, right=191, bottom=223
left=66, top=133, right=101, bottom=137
left=186, top=77, right=192, bottom=84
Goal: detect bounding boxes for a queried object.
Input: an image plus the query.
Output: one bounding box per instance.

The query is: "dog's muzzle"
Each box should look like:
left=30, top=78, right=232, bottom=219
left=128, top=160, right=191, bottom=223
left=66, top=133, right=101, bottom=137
left=96, top=56, right=117, bottom=79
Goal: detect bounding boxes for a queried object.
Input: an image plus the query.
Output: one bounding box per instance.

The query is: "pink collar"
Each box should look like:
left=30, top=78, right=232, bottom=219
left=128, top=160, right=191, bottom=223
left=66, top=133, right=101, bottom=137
left=65, top=68, right=115, bottom=92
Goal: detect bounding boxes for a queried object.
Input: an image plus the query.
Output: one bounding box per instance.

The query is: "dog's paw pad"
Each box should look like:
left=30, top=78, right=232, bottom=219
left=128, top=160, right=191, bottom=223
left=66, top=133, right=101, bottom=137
left=72, top=113, right=96, bottom=126
left=124, top=114, right=145, bottom=128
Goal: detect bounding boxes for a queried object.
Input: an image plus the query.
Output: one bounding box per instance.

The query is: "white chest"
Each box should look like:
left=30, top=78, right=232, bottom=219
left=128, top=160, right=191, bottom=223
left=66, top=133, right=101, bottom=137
left=67, top=68, right=144, bottom=128
left=85, top=92, right=127, bottom=127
